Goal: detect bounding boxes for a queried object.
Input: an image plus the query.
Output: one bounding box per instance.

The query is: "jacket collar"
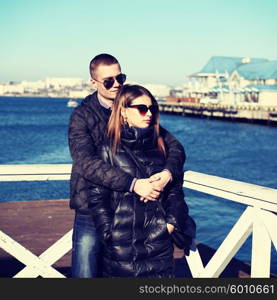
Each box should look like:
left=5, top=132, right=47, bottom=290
left=121, top=124, right=156, bottom=150
left=82, top=91, right=111, bottom=122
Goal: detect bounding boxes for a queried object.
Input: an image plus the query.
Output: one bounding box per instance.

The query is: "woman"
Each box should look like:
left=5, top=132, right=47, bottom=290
left=88, top=84, right=195, bottom=277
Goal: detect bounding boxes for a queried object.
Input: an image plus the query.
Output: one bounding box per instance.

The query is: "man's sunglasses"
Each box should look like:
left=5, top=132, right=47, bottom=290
left=127, top=104, right=158, bottom=116
left=93, top=73, right=126, bottom=90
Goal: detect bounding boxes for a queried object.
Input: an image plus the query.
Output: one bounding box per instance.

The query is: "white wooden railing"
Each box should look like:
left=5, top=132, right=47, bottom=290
left=0, top=164, right=276, bottom=278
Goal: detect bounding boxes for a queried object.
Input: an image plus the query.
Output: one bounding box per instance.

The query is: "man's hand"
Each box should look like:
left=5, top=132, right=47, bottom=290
left=133, top=178, right=161, bottom=201
left=149, top=170, right=172, bottom=191
left=166, top=223, right=175, bottom=234
left=139, top=170, right=172, bottom=203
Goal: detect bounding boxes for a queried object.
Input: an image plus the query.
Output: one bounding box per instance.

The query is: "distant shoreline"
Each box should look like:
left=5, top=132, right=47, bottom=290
left=0, top=94, right=71, bottom=99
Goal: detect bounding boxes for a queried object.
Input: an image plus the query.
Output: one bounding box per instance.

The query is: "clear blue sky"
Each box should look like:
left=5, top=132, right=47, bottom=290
left=1, top=0, right=276, bottom=86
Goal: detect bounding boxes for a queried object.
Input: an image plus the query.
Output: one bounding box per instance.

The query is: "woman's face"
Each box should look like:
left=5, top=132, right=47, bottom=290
left=123, top=95, right=154, bottom=128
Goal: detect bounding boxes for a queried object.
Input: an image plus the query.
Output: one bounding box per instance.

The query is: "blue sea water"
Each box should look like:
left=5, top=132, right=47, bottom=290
left=0, top=96, right=276, bottom=274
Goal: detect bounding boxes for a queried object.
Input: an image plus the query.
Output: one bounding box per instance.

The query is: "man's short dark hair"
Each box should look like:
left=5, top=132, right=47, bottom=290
left=89, top=53, right=119, bottom=78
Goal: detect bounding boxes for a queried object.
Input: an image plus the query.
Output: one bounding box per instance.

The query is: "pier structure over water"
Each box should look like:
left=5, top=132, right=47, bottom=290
left=0, top=164, right=276, bottom=278
left=158, top=101, right=277, bottom=125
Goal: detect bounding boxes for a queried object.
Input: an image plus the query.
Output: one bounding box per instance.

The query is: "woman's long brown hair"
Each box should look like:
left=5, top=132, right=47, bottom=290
left=107, top=84, right=166, bottom=155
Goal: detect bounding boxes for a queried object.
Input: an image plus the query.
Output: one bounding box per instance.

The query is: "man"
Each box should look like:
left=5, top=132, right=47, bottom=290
left=68, top=53, right=185, bottom=277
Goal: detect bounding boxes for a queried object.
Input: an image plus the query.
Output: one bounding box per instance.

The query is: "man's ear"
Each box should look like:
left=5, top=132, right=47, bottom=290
left=90, top=78, right=96, bottom=86
left=121, top=108, right=125, bottom=117
left=121, top=108, right=127, bottom=122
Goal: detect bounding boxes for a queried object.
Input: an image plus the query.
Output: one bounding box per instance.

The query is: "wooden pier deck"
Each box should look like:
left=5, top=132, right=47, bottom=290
left=0, top=199, right=259, bottom=278
left=159, top=102, right=277, bottom=125
left=0, top=199, right=74, bottom=277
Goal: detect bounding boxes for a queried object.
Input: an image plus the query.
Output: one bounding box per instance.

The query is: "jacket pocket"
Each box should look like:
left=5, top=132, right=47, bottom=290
left=171, top=215, right=196, bottom=253
left=155, top=213, right=171, bottom=240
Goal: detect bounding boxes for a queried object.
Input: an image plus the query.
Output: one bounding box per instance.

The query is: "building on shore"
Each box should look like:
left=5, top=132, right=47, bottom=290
left=176, top=56, right=277, bottom=107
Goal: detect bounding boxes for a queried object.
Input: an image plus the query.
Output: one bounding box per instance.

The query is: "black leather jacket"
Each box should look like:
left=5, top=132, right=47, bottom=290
left=88, top=125, right=195, bottom=277
left=68, top=92, right=186, bottom=214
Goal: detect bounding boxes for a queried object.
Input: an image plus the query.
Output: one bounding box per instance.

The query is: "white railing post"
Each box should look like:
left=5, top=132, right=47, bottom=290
left=0, top=230, right=65, bottom=278
left=14, top=229, right=73, bottom=278
left=251, top=207, right=272, bottom=277
left=185, top=242, right=204, bottom=278
left=260, top=210, right=277, bottom=250
left=197, top=207, right=254, bottom=278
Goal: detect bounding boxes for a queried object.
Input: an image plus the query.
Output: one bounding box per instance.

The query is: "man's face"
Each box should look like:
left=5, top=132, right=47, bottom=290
left=91, top=63, right=122, bottom=102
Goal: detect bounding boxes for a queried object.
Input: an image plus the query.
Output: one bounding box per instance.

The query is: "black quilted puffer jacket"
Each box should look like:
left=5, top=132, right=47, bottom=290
left=68, top=92, right=186, bottom=215
left=88, top=125, right=195, bottom=277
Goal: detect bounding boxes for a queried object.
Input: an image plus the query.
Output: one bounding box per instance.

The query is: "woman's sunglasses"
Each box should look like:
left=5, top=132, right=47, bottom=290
left=127, top=104, right=158, bottom=116
left=93, top=73, right=126, bottom=90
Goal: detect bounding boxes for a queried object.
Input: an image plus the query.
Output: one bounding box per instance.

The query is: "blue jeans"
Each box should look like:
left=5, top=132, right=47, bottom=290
left=71, top=213, right=101, bottom=278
